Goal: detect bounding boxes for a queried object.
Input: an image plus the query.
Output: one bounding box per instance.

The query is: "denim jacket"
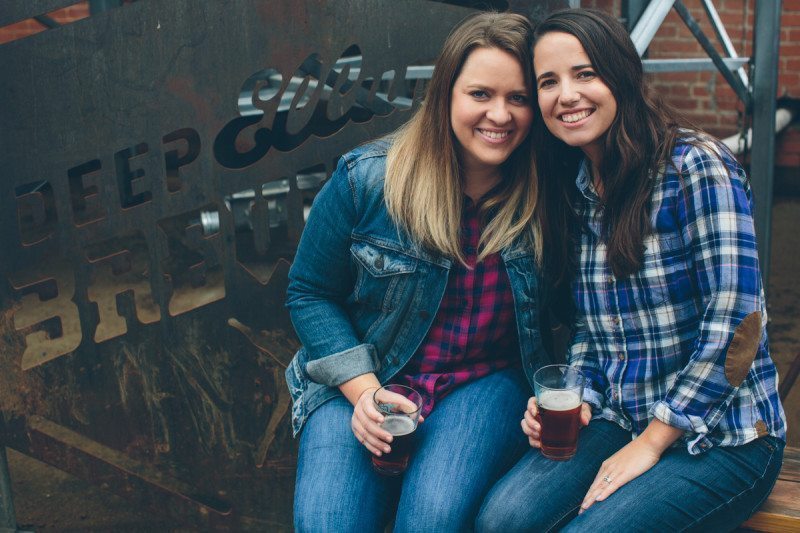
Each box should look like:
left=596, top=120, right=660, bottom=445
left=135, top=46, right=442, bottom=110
left=285, top=140, right=552, bottom=435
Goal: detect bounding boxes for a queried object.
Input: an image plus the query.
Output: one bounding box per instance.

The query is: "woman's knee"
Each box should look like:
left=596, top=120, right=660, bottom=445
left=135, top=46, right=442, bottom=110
left=475, top=484, right=558, bottom=533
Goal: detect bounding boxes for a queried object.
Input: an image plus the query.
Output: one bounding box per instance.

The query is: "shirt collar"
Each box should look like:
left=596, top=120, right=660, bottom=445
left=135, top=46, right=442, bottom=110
left=575, top=157, right=601, bottom=203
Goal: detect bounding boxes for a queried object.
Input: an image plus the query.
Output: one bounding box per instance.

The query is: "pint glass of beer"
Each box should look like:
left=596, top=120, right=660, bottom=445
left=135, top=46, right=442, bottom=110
left=533, top=365, right=585, bottom=461
left=371, top=385, right=423, bottom=476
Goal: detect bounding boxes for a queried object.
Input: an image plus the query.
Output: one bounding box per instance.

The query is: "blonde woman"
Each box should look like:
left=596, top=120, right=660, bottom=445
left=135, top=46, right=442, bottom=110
left=285, top=12, right=552, bottom=532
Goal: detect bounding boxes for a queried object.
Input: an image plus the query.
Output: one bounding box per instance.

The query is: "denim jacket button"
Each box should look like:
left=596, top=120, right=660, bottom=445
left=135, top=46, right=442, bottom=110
left=374, top=256, right=384, bottom=269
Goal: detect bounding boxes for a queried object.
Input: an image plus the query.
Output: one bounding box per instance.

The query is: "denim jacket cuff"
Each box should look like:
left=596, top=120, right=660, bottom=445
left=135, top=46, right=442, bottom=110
left=305, top=343, right=380, bottom=386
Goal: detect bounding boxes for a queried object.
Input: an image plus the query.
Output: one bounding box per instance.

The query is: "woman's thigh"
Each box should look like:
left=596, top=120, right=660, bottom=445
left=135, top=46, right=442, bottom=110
left=476, top=419, right=631, bottom=533
left=562, top=436, right=785, bottom=533
left=394, top=368, right=531, bottom=533
left=294, top=396, right=398, bottom=533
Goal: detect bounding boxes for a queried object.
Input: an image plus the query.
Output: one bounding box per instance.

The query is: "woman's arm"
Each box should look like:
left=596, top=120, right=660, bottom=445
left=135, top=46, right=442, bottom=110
left=286, top=156, right=380, bottom=388
left=649, top=142, right=765, bottom=452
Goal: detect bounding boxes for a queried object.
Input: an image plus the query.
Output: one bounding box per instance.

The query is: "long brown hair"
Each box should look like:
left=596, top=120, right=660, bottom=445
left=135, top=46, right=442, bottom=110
left=533, top=8, right=684, bottom=284
left=384, top=12, right=540, bottom=264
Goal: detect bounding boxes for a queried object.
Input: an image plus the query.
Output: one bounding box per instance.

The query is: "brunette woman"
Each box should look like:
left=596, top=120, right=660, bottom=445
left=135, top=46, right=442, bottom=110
left=478, top=8, right=786, bottom=532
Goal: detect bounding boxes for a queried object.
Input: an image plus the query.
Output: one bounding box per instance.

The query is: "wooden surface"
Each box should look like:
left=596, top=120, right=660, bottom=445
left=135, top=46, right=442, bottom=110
left=741, top=446, right=800, bottom=532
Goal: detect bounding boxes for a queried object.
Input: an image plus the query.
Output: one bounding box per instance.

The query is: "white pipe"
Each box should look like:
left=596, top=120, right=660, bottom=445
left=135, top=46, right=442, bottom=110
left=722, top=108, right=794, bottom=154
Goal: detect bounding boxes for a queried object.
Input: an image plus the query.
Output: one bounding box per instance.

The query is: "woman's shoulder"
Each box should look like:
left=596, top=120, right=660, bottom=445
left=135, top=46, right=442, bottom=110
left=667, top=131, right=744, bottom=184
left=660, top=132, right=750, bottom=211
left=670, top=131, right=738, bottom=169
left=341, top=138, right=392, bottom=172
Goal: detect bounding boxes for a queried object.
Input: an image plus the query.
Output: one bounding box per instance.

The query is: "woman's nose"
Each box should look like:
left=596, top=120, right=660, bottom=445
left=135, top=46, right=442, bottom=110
left=559, top=82, right=580, bottom=105
left=486, top=100, right=512, bottom=124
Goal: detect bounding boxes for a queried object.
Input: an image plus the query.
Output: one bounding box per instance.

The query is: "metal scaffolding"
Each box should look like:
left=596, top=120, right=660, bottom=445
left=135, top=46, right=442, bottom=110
left=621, top=0, right=783, bottom=287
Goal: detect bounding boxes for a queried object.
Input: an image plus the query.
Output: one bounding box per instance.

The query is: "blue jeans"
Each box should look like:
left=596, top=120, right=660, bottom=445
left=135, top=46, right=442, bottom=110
left=294, top=369, right=530, bottom=533
left=476, top=420, right=785, bottom=532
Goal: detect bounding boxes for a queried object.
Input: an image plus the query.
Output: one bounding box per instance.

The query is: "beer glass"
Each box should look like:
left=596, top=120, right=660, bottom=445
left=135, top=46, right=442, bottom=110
left=371, top=384, right=423, bottom=476
left=533, top=365, right=585, bottom=461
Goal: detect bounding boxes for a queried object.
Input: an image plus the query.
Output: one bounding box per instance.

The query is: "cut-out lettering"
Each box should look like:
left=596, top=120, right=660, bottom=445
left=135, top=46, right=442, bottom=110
left=68, top=159, right=107, bottom=226
left=86, top=233, right=161, bottom=343
left=10, top=261, right=82, bottom=370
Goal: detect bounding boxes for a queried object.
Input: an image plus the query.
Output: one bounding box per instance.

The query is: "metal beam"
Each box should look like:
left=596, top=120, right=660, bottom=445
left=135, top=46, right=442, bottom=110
left=643, top=57, right=748, bottom=73
left=701, top=0, right=749, bottom=87
left=673, top=1, right=751, bottom=107
left=630, top=0, right=676, bottom=56
left=623, top=0, right=649, bottom=32
left=750, top=0, right=783, bottom=290
left=0, top=447, right=17, bottom=531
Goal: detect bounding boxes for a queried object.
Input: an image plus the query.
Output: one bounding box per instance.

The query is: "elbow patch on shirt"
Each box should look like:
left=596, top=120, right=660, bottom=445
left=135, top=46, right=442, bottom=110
left=724, top=311, right=762, bottom=386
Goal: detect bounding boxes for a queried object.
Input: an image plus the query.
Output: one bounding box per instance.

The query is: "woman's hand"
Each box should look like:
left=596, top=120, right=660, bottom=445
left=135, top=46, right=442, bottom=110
left=349, top=386, right=425, bottom=456
left=579, top=419, right=683, bottom=513
left=350, top=387, right=393, bottom=456
left=521, top=396, right=591, bottom=448
left=578, top=438, right=661, bottom=513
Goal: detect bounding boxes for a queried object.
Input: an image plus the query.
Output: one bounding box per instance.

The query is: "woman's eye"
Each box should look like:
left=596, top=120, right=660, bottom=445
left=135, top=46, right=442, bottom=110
left=538, top=79, right=555, bottom=89
left=577, top=70, right=597, bottom=80
left=509, top=94, right=528, bottom=104
left=470, top=90, right=488, bottom=98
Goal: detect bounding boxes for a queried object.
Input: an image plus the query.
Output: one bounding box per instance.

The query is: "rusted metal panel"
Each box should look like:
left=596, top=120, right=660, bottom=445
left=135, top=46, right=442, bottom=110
left=0, top=0, right=568, bottom=528
left=1, top=1, right=79, bottom=27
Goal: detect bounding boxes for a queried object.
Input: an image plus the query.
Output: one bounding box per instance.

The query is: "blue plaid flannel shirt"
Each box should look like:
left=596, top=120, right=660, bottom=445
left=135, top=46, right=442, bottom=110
left=570, top=137, right=786, bottom=454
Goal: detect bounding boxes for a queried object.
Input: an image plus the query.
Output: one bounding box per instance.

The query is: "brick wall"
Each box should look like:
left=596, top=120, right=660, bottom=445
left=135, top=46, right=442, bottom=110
left=582, top=0, right=800, bottom=173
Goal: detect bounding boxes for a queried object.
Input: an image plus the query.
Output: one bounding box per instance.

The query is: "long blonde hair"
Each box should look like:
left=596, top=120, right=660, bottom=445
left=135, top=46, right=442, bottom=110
left=384, top=12, right=540, bottom=265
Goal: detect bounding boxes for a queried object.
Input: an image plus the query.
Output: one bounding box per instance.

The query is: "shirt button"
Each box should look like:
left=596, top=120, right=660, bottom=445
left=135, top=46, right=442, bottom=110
left=618, top=352, right=625, bottom=361
left=419, top=310, right=430, bottom=320
left=612, top=316, right=620, bottom=325
left=374, top=256, right=384, bottom=269
left=607, top=276, right=614, bottom=284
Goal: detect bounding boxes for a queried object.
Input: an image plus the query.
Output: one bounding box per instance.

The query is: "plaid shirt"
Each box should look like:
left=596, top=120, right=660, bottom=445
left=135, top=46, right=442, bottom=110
left=571, top=138, right=786, bottom=454
left=392, top=197, right=519, bottom=417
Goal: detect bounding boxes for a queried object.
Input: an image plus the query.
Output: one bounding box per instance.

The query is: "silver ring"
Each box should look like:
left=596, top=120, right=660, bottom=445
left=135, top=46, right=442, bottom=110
left=603, top=475, right=613, bottom=484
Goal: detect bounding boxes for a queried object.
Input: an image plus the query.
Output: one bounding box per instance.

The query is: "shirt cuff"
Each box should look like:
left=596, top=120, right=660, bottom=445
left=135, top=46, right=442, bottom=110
left=582, top=385, right=605, bottom=413
left=304, top=343, right=380, bottom=386
left=650, top=400, right=713, bottom=455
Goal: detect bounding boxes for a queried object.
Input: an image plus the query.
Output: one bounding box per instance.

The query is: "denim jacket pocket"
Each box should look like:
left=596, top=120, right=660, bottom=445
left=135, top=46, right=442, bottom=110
left=350, top=240, right=418, bottom=311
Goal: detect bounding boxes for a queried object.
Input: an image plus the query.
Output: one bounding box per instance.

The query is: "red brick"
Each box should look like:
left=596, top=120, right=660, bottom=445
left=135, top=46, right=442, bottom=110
left=781, top=13, right=800, bottom=27
left=785, top=29, right=800, bottom=44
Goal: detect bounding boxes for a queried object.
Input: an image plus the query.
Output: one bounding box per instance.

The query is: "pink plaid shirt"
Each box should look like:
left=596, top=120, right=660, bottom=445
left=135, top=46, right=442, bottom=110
left=391, top=197, right=520, bottom=417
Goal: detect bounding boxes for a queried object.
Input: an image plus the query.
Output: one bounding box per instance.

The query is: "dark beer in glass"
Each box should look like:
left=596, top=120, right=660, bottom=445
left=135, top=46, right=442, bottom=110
left=371, top=385, right=423, bottom=476
left=371, top=415, right=417, bottom=475
left=538, top=390, right=582, bottom=460
left=533, top=365, right=585, bottom=461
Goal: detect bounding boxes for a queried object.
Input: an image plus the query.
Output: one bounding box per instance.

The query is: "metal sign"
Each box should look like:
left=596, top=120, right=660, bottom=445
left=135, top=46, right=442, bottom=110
left=0, top=0, right=569, bottom=527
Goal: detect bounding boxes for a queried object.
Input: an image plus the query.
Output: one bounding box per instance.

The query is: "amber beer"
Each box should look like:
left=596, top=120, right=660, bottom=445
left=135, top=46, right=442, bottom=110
left=371, top=415, right=417, bottom=475
left=538, top=390, right=582, bottom=460
left=533, top=365, right=585, bottom=461
left=371, top=385, right=423, bottom=476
